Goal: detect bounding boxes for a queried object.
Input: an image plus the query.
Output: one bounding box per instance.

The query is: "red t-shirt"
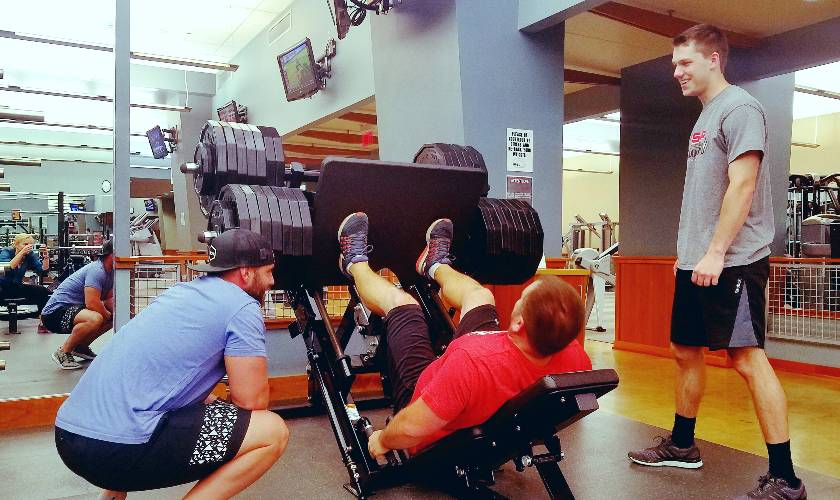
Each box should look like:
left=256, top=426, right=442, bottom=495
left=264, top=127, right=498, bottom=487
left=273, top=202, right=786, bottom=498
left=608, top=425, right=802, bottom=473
left=409, top=331, right=592, bottom=452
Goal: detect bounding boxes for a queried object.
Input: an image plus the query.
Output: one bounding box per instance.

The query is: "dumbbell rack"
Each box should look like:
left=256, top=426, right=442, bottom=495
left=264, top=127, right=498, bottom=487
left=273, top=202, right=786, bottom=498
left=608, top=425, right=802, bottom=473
left=286, top=278, right=457, bottom=499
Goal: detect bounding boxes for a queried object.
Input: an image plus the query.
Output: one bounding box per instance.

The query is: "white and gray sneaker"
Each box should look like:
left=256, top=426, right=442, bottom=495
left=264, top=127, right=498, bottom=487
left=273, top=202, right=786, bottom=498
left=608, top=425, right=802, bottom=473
left=71, top=345, right=97, bottom=361
left=51, top=349, right=82, bottom=370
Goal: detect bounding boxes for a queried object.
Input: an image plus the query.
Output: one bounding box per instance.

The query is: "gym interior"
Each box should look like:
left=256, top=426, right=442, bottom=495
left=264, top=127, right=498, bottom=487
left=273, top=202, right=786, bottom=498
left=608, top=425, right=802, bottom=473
left=1, top=1, right=839, bottom=498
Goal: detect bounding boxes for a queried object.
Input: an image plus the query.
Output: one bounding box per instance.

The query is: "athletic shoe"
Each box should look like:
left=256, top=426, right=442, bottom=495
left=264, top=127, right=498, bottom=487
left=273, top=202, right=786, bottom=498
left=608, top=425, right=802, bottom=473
left=733, top=474, right=807, bottom=500
left=337, top=212, right=372, bottom=278
left=71, top=345, right=97, bottom=361
left=37, top=324, right=49, bottom=334
left=416, top=218, right=453, bottom=279
left=627, top=435, right=703, bottom=469
left=51, top=349, right=82, bottom=370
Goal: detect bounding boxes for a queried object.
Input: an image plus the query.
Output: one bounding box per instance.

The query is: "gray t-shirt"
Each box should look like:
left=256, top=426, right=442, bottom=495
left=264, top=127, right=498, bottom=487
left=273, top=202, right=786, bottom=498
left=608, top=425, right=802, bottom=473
left=676, top=85, right=774, bottom=269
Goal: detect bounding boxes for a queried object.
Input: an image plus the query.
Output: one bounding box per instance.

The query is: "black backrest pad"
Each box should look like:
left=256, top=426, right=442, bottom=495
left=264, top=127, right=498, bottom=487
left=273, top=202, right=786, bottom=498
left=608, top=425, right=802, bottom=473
left=307, top=157, right=488, bottom=286
left=404, top=369, right=619, bottom=472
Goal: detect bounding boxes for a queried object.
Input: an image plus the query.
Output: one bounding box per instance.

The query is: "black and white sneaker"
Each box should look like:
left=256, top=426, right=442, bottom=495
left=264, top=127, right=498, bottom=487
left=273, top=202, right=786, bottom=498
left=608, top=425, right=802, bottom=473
left=337, top=212, right=372, bottom=278
left=51, top=349, right=82, bottom=370
left=416, top=218, right=453, bottom=279
left=71, top=345, right=97, bottom=361
left=628, top=435, right=703, bottom=469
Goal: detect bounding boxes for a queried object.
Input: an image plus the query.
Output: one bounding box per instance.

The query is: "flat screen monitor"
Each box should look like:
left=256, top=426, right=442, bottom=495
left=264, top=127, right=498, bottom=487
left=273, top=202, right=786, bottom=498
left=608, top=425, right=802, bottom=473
left=277, top=38, right=320, bottom=102
left=144, top=199, right=157, bottom=212
left=217, top=100, right=240, bottom=122
left=69, top=203, right=81, bottom=212
left=146, top=125, right=169, bottom=159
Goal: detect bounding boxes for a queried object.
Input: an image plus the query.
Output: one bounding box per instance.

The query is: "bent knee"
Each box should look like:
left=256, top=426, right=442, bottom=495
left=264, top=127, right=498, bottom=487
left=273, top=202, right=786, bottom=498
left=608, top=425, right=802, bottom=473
left=670, top=343, right=703, bottom=364
left=250, top=410, right=290, bottom=451
left=390, top=288, right=418, bottom=309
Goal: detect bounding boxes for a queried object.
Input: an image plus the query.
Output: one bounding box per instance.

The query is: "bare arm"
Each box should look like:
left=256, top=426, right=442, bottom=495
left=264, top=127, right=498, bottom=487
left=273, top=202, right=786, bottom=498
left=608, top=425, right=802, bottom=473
left=692, top=150, right=761, bottom=286
left=9, top=245, right=31, bottom=269
left=84, top=287, right=111, bottom=319
left=224, top=356, right=269, bottom=410
left=368, top=397, right=449, bottom=459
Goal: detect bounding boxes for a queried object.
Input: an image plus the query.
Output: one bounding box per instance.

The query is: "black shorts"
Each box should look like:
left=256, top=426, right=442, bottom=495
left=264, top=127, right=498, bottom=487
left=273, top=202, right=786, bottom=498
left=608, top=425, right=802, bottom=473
left=385, top=303, right=499, bottom=412
left=42, top=304, right=85, bottom=335
left=671, top=256, right=769, bottom=351
left=55, top=400, right=251, bottom=492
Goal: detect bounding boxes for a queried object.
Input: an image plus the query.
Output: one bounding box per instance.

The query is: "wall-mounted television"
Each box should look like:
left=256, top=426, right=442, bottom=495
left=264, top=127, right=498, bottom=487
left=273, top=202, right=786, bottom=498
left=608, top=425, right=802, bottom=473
left=145, top=125, right=169, bottom=159
left=277, top=38, right=321, bottom=102
left=217, top=100, right=247, bottom=123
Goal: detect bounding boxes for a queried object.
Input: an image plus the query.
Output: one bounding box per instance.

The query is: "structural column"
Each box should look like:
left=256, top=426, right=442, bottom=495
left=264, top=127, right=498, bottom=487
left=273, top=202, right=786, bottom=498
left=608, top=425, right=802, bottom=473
left=113, top=0, right=131, bottom=329
left=370, top=0, right=567, bottom=255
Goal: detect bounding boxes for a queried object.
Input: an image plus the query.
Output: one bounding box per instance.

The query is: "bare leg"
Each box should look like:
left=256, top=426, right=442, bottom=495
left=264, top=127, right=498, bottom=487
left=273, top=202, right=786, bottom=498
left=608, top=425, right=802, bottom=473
left=434, top=264, right=494, bottom=317
left=185, top=410, right=289, bottom=499
left=670, top=343, right=706, bottom=418
left=349, top=262, right=417, bottom=317
left=60, top=310, right=104, bottom=353
left=729, top=347, right=789, bottom=443
left=100, top=490, right=126, bottom=500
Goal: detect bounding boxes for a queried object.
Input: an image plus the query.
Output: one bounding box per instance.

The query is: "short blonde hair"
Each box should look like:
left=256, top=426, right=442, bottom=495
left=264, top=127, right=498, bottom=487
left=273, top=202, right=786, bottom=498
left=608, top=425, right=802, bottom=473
left=13, top=233, right=35, bottom=246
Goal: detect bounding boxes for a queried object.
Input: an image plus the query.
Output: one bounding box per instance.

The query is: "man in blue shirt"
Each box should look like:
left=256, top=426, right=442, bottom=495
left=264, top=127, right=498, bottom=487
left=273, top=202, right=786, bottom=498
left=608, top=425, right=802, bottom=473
left=42, top=240, right=115, bottom=369
left=0, top=233, right=51, bottom=327
left=55, top=229, right=288, bottom=499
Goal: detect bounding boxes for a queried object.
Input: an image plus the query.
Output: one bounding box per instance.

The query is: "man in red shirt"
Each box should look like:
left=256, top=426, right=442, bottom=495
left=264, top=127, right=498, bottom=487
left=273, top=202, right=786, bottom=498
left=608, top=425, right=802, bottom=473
left=336, top=213, right=592, bottom=459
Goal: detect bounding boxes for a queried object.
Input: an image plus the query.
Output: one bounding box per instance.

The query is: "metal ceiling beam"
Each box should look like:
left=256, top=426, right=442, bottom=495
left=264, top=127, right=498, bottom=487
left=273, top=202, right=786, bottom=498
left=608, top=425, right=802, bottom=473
left=0, top=85, right=191, bottom=112
left=0, top=30, right=238, bottom=72
left=565, top=69, right=620, bottom=86
left=0, top=140, right=113, bottom=151
left=590, top=2, right=760, bottom=49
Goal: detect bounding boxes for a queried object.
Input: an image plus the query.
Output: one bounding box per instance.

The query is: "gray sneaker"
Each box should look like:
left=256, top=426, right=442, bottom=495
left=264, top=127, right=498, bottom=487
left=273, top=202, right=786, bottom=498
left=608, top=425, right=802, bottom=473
left=337, top=212, right=372, bottom=278
left=51, top=349, right=82, bottom=370
left=628, top=435, right=703, bottom=469
left=733, top=474, right=807, bottom=500
left=416, top=218, right=453, bottom=279
left=71, top=345, right=97, bottom=361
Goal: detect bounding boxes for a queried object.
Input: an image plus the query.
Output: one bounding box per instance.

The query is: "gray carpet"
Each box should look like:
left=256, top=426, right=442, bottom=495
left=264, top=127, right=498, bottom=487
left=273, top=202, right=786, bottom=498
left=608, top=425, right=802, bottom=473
left=1, top=410, right=837, bottom=500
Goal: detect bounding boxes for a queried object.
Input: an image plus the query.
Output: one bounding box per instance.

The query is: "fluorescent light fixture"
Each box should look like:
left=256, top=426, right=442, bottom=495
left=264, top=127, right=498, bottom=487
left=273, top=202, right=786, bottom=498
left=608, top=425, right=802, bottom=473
left=563, top=148, right=620, bottom=157
left=562, top=168, right=614, bottom=174
left=0, top=30, right=238, bottom=72
left=791, top=141, right=820, bottom=148
left=0, top=118, right=146, bottom=137
left=795, top=85, right=840, bottom=101
left=0, top=140, right=113, bottom=151
left=0, top=85, right=191, bottom=112
left=0, top=157, right=41, bottom=166
left=0, top=157, right=113, bottom=166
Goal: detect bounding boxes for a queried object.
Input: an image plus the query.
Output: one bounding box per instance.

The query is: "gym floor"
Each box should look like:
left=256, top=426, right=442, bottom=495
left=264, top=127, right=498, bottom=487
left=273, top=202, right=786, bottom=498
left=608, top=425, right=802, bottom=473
left=2, top=312, right=839, bottom=498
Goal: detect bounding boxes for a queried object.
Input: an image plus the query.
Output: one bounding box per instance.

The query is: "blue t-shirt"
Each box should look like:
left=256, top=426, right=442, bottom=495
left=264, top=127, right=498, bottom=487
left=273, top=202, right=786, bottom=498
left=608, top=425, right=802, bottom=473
left=55, top=276, right=267, bottom=444
left=0, top=247, right=45, bottom=285
left=41, top=260, right=113, bottom=315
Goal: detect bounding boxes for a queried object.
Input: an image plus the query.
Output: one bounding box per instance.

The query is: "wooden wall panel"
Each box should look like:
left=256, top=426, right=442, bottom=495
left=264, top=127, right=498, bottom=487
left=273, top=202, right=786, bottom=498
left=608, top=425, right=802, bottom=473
left=613, top=256, right=730, bottom=367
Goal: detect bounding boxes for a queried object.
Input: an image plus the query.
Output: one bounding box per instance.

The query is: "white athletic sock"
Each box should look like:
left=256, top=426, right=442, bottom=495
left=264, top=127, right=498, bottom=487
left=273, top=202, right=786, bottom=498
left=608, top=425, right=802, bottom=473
left=428, top=262, right=441, bottom=279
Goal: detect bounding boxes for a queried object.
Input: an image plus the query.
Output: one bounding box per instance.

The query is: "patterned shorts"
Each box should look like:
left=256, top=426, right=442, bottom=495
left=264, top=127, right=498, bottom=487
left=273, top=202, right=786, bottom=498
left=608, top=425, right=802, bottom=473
left=42, top=304, right=85, bottom=335
left=56, top=400, right=251, bottom=492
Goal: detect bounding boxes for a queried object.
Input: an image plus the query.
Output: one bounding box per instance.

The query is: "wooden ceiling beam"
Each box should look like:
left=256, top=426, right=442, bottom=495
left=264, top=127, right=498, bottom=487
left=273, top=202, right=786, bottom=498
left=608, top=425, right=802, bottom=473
left=590, top=2, right=760, bottom=49
left=339, top=112, right=378, bottom=125
left=297, top=130, right=379, bottom=146
left=564, top=69, right=620, bottom=86
left=284, top=143, right=376, bottom=157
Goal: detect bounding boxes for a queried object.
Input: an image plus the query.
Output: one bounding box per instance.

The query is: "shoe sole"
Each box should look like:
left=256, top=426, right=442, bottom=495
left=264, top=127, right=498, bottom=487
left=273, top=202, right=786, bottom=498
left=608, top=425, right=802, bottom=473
left=337, top=212, right=364, bottom=276
left=416, top=218, right=449, bottom=276
left=51, top=352, right=82, bottom=370
left=71, top=352, right=95, bottom=361
left=629, top=457, right=703, bottom=469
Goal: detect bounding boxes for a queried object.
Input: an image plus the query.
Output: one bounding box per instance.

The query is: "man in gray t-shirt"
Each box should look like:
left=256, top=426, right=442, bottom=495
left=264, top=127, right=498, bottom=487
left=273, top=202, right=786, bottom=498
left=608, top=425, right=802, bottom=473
left=628, top=25, right=806, bottom=500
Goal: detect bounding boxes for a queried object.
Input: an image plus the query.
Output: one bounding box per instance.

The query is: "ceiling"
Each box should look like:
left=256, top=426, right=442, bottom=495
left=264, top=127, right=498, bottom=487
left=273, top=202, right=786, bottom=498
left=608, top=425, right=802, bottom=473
left=1, top=0, right=294, bottom=63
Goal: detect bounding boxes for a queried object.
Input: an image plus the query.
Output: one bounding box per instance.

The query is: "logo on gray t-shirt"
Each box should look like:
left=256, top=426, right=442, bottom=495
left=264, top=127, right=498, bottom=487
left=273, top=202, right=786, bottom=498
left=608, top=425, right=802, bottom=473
left=676, top=85, right=774, bottom=269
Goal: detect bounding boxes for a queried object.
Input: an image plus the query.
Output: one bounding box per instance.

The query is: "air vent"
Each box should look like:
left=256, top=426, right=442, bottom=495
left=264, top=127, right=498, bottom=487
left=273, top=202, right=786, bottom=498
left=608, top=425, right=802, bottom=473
left=267, top=12, right=292, bottom=46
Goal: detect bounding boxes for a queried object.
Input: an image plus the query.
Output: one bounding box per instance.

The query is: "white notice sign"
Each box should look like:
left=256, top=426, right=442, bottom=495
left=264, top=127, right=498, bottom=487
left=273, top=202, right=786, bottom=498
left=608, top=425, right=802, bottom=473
left=506, top=128, right=533, bottom=172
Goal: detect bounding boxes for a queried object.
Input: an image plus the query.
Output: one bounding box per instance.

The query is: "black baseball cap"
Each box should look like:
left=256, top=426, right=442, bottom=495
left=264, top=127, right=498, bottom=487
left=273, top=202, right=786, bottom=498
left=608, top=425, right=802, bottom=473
left=97, top=239, right=113, bottom=257
left=188, top=229, right=274, bottom=273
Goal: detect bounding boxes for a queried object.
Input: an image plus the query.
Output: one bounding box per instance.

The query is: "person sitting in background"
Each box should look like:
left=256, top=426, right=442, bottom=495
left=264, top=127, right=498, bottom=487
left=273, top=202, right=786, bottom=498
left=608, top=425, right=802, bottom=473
left=42, top=239, right=114, bottom=369
left=0, top=233, right=52, bottom=332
